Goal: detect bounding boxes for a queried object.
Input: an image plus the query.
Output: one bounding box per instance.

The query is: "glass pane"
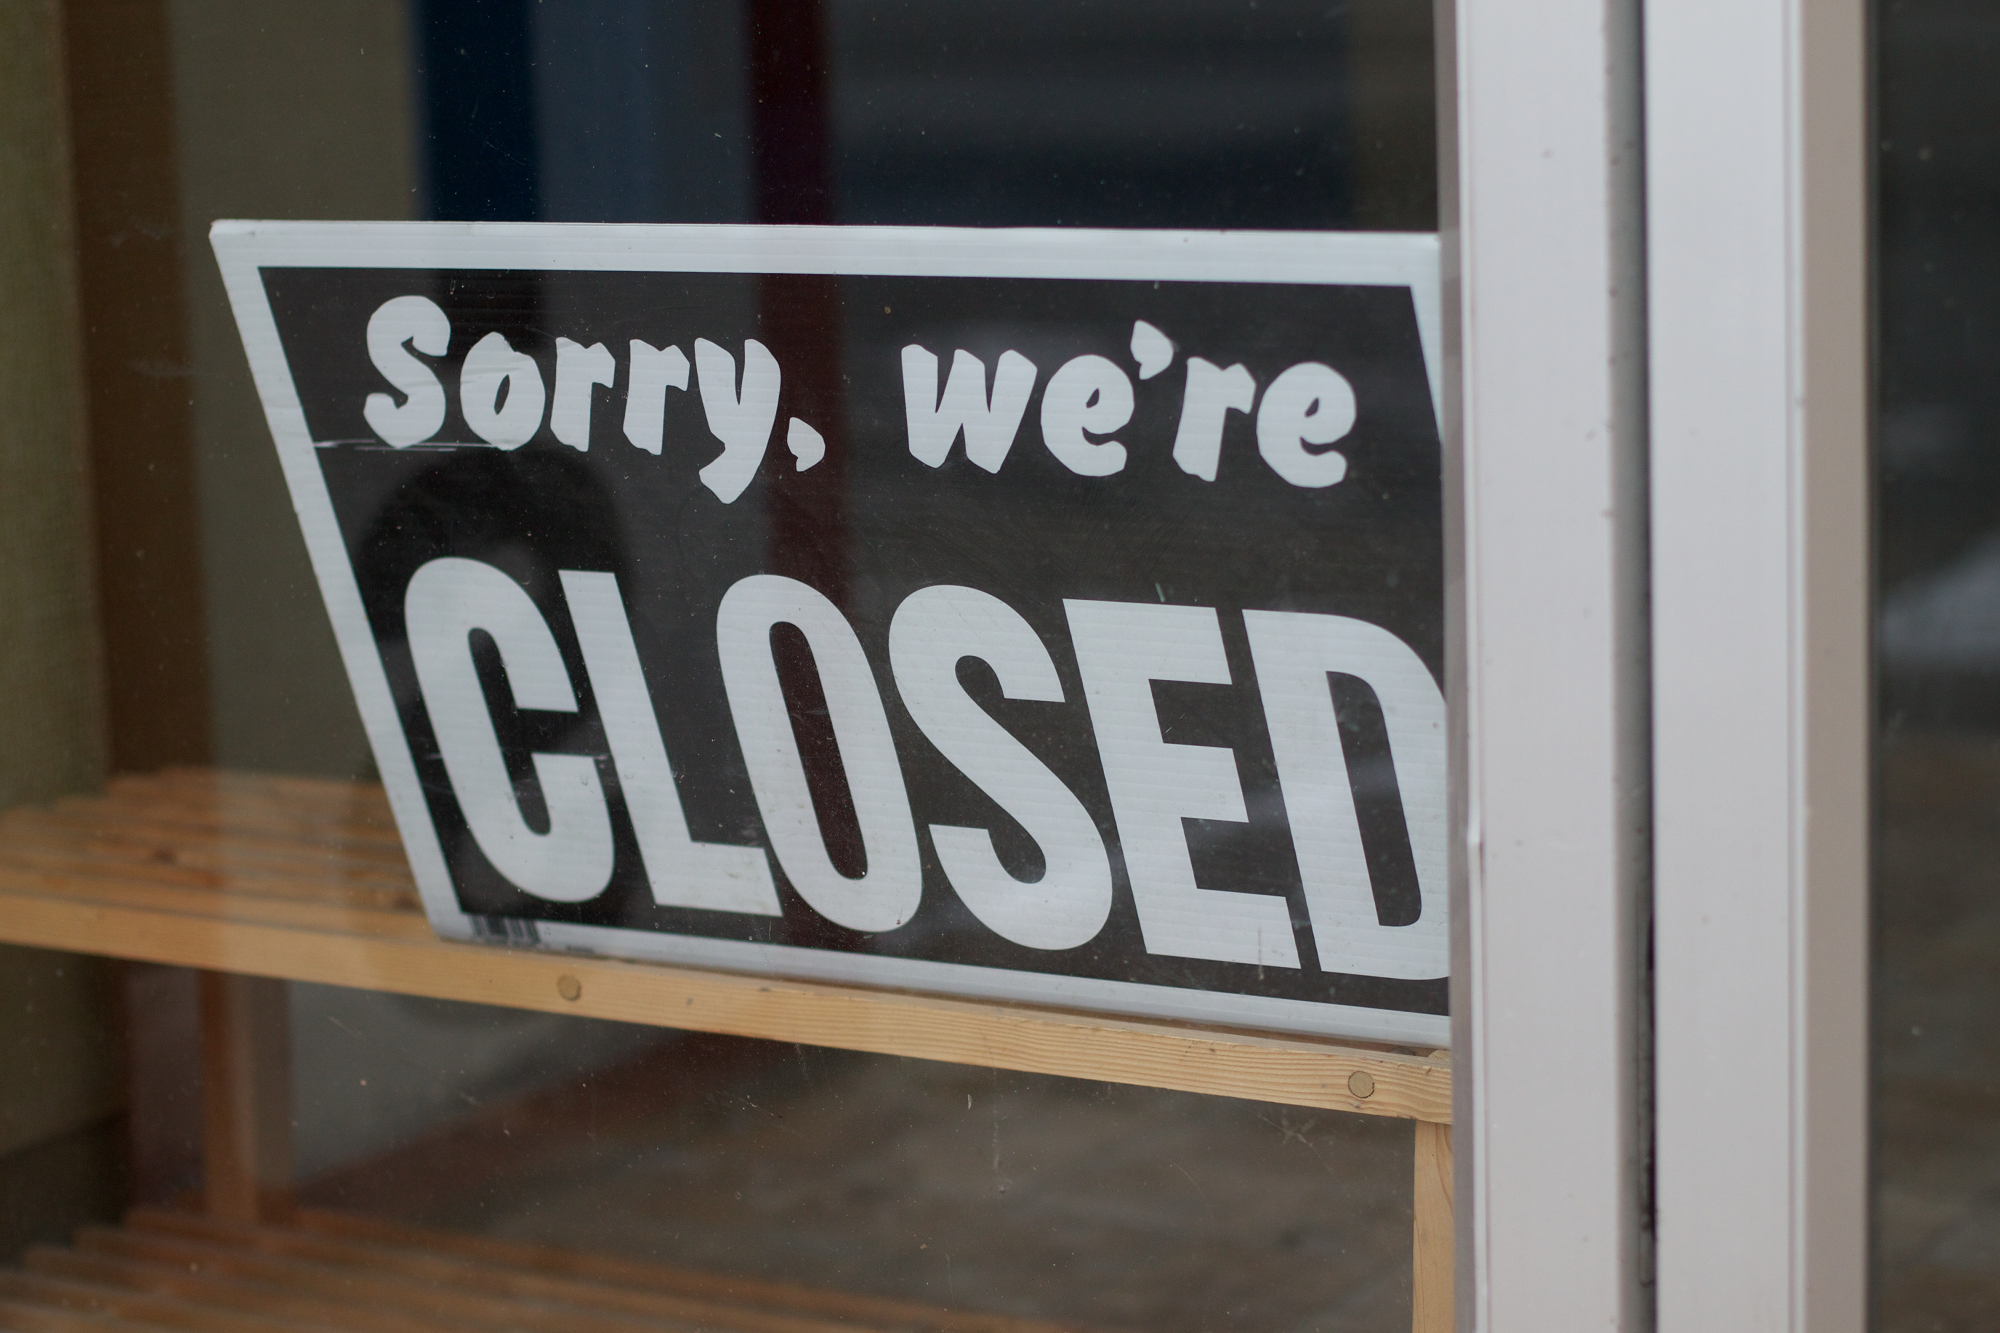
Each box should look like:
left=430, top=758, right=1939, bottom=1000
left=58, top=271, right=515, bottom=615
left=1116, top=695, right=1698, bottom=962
left=1875, top=1, right=2000, bottom=1327
left=2, top=4, right=1443, bottom=1331
left=281, top=996, right=1414, bottom=1330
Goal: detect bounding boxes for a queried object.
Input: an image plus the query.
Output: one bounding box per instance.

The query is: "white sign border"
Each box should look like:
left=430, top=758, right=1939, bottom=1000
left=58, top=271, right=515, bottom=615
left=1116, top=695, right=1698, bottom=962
left=210, top=220, right=1447, bottom=1048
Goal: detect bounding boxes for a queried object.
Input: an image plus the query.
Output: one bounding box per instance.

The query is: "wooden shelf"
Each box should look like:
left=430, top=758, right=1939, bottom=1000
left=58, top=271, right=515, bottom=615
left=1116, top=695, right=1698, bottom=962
left=0, top=769, right=1456, bottom=1333
left=0, top=769, right=1449, bottom=1123
left=0, top=1206, right=1087, bottom=1333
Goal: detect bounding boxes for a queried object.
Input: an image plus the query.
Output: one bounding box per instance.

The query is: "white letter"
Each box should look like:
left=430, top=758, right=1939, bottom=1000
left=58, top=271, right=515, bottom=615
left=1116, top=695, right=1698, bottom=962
left=460, top=331, right=547, bottom=449
left=1256, top=362, right=1356, bottom=488
left=1064, top=599, right=1299, bottom=967
left=561, top=570, right=781, bottom=915
left=1129, top=320, right=1174, bottom=380
left=1170, top=358, right=1257, bottom=482
left=889, top=585, right=1111, bottom=951
left=786, top=418, right=825, bottom=471
left=901, top=346, right=949, bottom=464
left=405, top=557, right=613, bottom=902
left=550, top=337, right=616, bottom=450
left=362, top=295, right=450, bottom=447
left=694, top=338, right=779, bottom=503
left=901, top=345, right=1038, bottom=472
left=715, top=575, right=921, bottom=931
left=1040, top=355, right=1132, bottom=477
left=1243, top=612, right=1446, bottom=980
left=621, top=339, right=688, bottom=455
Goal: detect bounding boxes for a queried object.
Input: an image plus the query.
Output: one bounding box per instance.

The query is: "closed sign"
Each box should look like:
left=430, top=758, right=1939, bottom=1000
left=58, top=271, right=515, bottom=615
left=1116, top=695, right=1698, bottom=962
left=215, top=224, right=1446, bottom=1046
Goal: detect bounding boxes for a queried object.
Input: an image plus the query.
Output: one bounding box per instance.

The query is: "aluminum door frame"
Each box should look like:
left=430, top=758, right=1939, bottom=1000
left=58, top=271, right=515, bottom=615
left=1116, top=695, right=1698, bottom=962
left=1649, top=2, right=1871, bottom=1331
left=1443, top=0, right=1647, bottom=1326
left=1444, top=0, right=1870, bottom=1328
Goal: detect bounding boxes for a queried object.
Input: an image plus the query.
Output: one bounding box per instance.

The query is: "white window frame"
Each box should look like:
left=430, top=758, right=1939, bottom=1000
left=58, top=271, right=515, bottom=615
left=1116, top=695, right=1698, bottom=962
left=1647, top=2, right=1869, bottom=1331
left=1445, top=0, right=1648, bottom=1327
left=1446, top=0, right=1868, bottom=1329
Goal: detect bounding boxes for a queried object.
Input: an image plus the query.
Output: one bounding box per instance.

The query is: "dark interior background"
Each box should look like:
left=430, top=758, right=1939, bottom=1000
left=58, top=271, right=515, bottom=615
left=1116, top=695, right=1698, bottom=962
left=1874, top=2, right=2000, bottom=1329
left=412, top=0, right=1436, bottom=232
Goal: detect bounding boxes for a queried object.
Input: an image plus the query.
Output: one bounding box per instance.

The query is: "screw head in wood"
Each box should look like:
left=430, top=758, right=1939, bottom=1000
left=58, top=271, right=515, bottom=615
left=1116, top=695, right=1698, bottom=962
left=556, top=974, right=582, bottom=1002
left=1347, top=1070, right=1376, bottom=1099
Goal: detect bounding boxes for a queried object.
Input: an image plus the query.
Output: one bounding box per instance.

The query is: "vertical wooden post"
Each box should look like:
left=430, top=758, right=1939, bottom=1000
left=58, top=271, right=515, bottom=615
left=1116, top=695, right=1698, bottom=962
left=1413, top=1120, right=1455, bottom=1333
left=64, top=0, right=213, bottom=773
left=200, top=972, right=293, bottom=1221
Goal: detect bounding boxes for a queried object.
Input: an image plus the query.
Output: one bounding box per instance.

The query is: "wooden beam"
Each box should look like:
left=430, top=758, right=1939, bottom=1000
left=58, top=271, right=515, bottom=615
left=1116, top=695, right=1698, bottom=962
left=199, top=971, right=291, bottom=1222
left=1413, top=1120, right=1454, bottom=1333
left=5, top=888, right=1448, bottom=1122
left=62, top=0, right=212, bottom=772
left=0, top=771, right=1451, bottom=1122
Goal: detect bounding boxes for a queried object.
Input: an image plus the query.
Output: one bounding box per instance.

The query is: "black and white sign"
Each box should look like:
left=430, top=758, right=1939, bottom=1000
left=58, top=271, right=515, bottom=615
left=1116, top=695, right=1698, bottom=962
left=214, top=223, right=1446, bottom=1045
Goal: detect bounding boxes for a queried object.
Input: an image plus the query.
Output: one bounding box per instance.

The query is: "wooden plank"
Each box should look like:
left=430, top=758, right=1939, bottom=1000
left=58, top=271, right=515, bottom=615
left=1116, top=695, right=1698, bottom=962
left=93, top=788, right=399, bottom=838
left=104, top=766, right=377, bottom=803
left=80, top=784, right=398, bottom=829
left=0, top=820, right=413, bottom=875
left=24, top=1248, right=477, bottom=1333
left=73, top=1228, right=728, bottom=1333
left=141, top=768, right=394, bottom=807
left=0, top=1295, right=155, bottom=1333
left=127, top=1214, right=902, bottom=1333
left=0, top=848, right=415, bottom=907
left=201, top=974, right=293, bottom=1223
left=80, top=779, right=392, bottom=817
left=0, top=882, right=1447, bottom=1119
left=0, top=874, right=427, bottom=938
left=0, top=1270, right=323, bottom=1333
left=0, top=857, right=410, bottom=913
left=35, top=801, right=405, bottom=852
left=78, top=783, right=400, bottom=839
left=118, top=769, right=385, bottom=808
left=290, top=1208, right=1090, bottom=1333
left=16, top=1212, right=1088, bottom=1333
left=0, top=837, right=413, bottom=901
left=1412, top=1120, right=1454, bottom=1333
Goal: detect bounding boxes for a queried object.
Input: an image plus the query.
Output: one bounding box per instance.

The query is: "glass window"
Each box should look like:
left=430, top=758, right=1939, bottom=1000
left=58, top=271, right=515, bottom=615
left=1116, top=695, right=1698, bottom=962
left=1875, top=1, right=2000, bottom=1327
left=2, top=4, right=1446, bottom=1332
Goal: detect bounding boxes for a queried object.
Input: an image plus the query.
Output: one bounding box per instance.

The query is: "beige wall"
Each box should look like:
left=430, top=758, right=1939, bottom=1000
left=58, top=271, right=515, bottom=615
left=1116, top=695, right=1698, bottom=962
left=1, top=5, right=108, bottom=800
left=167, top=0, right=417, bottom=776
left=0, top=0, right=125, bottom=1258
left=0, top=947, right=123, bottom=1166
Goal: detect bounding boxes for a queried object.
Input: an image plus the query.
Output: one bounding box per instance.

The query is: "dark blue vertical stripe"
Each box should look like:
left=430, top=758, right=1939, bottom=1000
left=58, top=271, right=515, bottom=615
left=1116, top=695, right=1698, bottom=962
left=414, top=0, right=541, bottom=221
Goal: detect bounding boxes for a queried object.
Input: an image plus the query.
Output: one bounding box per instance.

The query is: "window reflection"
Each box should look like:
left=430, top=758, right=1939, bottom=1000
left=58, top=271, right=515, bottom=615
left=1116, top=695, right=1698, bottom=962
left=6, top=5, right=1441, bottom=1331
left=1876, top=1, right=2000, bottom=1327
